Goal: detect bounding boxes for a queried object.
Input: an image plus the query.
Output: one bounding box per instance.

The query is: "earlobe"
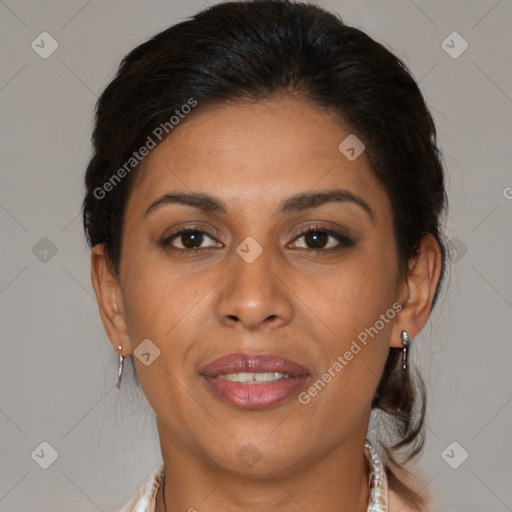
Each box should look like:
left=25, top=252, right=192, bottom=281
left=90, top=244, right=132, bottom=356
left=390, top=234, right=443, bottom=348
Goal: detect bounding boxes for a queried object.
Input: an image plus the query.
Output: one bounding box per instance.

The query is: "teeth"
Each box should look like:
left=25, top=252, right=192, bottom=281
left=216, top=372, right=291, bottom=383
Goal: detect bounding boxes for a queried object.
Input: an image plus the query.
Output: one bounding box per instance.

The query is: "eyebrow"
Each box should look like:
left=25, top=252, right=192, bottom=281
left=144, top=188, right=374, bottom=220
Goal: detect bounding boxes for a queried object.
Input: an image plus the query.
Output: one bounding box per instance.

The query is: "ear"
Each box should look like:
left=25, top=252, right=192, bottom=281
left=90, top=244, right=132, bottom=357
left=390, top=234, right=443, bottom=348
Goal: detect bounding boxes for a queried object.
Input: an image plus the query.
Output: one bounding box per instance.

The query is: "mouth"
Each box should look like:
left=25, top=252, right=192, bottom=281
left=199, top=353, right=310, bottom=410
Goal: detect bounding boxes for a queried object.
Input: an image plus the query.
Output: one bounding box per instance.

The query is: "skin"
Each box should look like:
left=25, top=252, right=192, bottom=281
left=91, top=96, right=442, bottom=512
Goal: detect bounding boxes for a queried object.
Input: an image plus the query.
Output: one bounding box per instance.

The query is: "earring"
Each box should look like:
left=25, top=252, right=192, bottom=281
left=401, top=331, right=410, bottom=372
left=116, top=345, right=124, bottom=390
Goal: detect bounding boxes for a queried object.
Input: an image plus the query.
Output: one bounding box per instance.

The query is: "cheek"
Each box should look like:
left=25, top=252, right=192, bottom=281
left=118, top=266, right=198, bottom=420
left=306, top=246, right=398, bottom=399
left=122, top=275, right=191, bottom=350
left=119, top=231, right=184, bottom=338
left=321, top=249, right=398, bottom=335
left=119, top=255, right=218, bottom=382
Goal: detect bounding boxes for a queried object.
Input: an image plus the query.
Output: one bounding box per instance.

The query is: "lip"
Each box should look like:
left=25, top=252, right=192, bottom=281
left=200, top=353, right=310, bottom=378
left=200, top=353, right=310, bottom=410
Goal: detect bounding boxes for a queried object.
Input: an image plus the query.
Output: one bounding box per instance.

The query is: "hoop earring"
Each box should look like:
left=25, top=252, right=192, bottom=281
left=116, top=345, right=124, bottom=390
left=401, top=331, right=410, bottom=373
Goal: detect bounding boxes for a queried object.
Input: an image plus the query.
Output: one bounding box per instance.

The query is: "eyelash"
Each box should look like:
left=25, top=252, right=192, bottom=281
left=161, top=225, right=353, bottom=253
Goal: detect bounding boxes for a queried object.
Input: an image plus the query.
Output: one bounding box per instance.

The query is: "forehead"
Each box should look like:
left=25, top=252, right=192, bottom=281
left=126, top=96, right=389, bottom=219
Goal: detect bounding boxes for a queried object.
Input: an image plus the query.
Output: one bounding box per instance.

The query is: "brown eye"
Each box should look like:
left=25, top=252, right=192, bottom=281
left=303, top=230, right=329, bottom=249
left=291, top=227, right=353, bottom=251
left=162, top=229, right=219, bottom=250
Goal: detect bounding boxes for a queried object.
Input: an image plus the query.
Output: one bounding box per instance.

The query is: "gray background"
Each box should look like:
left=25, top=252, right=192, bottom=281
left=0, top=0, right=511, bottom=511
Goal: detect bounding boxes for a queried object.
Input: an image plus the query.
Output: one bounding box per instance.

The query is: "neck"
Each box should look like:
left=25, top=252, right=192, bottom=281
left=154, top=421, right=370, bottom=512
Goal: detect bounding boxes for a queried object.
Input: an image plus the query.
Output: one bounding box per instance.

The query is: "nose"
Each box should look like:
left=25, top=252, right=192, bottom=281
left=214, top=243, right=294, bottom=332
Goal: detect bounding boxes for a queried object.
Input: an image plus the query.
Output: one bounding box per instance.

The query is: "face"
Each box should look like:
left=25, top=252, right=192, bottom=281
left=109, top=96, right=407, bottom=475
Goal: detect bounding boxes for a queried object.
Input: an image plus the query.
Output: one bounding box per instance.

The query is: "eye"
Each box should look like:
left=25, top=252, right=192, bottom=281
left=161, top=226, right=353, bottom=253
left=290, top=226, right=353, bottom=251
left=162, top=228, right=221, bottom=250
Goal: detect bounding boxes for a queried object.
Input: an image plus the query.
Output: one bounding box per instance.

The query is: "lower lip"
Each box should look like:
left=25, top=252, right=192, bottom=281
left=202, top=375, right=309, bottom=410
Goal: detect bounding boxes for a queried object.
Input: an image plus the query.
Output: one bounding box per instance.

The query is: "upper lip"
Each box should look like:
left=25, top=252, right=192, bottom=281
left=200, top=353, right=310, bottom=378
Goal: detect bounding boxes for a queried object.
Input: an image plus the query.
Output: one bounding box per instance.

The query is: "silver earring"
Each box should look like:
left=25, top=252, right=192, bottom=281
left=116, top=345, right=124, bottom=390
left=401, top=331, right=410, bottom=372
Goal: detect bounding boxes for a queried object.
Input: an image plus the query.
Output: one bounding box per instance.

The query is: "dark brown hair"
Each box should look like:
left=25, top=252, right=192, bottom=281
left=83, top=1, right=448, bottom=507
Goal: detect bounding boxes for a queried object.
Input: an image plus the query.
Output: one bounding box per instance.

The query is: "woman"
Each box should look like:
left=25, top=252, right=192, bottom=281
left=83, top=1, right=447, bottom=510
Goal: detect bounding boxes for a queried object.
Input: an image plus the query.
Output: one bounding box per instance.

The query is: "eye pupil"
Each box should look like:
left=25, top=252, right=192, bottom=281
left=305, top=230, right=327, bottom=249
left=182, top=231, right=203, bottom=249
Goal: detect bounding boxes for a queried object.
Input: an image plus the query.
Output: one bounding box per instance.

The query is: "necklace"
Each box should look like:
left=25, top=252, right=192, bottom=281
left=162, top=472, right=167, bottom=512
